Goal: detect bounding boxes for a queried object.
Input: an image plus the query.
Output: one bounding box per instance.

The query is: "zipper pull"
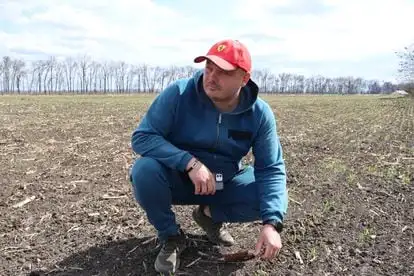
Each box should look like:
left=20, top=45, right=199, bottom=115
left=218, top=113, right=222, bottom=124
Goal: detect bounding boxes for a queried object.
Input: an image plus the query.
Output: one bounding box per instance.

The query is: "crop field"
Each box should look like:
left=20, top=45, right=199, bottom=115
left=0, top=94, right=413, bottom=276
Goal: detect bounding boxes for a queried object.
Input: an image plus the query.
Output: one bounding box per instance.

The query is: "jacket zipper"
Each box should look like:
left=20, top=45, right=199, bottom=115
left=213, top=113, right=222, bottom=157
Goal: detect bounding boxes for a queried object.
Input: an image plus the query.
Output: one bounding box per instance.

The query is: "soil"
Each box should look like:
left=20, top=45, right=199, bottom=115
left=1, top=95, right=413, bottom=276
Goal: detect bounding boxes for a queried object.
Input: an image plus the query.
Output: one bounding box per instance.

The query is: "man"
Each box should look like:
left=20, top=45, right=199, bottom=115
left=129, top=39, right=288, bottom=274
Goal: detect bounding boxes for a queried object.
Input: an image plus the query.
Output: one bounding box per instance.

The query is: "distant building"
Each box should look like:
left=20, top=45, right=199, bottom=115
left=392, top=90, right=409, bottom=96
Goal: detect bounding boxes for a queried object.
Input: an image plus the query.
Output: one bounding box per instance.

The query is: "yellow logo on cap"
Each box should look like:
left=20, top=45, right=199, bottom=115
left=217, top=44, right=226, bottom=52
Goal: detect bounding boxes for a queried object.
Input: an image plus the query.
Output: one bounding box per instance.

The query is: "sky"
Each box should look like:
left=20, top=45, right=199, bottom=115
left=1, top=0, right=414, bottom=82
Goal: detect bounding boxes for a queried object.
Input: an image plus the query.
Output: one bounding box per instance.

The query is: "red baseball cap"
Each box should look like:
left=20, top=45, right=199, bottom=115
left=194, top=39, right=252, bottom=73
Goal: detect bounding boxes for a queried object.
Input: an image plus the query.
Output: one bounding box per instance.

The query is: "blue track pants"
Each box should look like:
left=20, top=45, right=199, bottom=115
left=130, top=157, right=261, bottom=241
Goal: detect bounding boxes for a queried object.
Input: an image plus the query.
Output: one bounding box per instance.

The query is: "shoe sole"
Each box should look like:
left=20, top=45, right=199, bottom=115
left=154, top=258, right=180, bottom=275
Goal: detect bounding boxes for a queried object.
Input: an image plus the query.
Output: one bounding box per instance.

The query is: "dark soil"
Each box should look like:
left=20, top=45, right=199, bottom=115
left=1, top=95, right=413, bottom=276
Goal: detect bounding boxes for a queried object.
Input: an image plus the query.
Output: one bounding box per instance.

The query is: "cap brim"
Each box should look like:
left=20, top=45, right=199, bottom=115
left=194, top=55, right=237, bottom=71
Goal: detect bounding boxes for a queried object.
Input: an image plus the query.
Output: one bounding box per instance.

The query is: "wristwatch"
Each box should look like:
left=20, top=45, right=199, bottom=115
left=186, top=159, right=200, bottom=173
left=263, top=220, right=283, bottom=233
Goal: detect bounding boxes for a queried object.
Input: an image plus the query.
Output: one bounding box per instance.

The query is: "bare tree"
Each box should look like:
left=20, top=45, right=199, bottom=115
left=54, top=60, right=65, bottom=93
left=113, top=61, right=127, bottom=93
left=292, top=74, right=305, bottom=94
left=141, top=64, right=150, bottom=93
left=78, top=55, right=91, bottom=93
left=43, top=56, right=58, bottom=93
left=126, top=63, right=135, bottom=92
left=2, top=56, right=11, bottom=93
left=166, top=65, right=180, bottom=85
left=158, top=68, right=169, bottom=92
left=397, top=44, right=414, bottom=81
left=367, top=80, right=381, bottom=94
left=12, top=59, right=26, bottom=94
left=260, top=69, right=271, bottom=93
left=31, top=60, right=47, bottom=94
left=100, top=61, right=111, bottom=93
left=396, top=43, right=414, bottom=96
left=382, top=81, right=396, bottom=94
left=305, top=76, right=317, bottom=94
left=63, top=57, right=77, bottom=93
left=279, top=73, right=291, bottom=93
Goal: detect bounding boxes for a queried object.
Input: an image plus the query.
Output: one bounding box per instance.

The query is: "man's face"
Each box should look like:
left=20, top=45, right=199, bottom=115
left=202, top=60, right=250, bottom=103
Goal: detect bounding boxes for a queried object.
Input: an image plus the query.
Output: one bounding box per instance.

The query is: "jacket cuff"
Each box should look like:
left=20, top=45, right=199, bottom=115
left=178, top=152, right=194, bottom=172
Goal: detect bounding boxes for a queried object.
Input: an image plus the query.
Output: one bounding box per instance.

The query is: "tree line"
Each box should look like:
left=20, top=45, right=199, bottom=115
left=0, top=53, right=410, bottom=95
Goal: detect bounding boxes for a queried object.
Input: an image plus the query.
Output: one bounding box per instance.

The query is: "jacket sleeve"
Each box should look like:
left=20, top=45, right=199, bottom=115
left=252, top=103, right=288, bottom=224
left=131, top=83, right=193, bottom=172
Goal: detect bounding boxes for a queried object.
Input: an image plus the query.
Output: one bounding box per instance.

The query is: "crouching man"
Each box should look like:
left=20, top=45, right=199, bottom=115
left=129, top=39, right=288, bottom=274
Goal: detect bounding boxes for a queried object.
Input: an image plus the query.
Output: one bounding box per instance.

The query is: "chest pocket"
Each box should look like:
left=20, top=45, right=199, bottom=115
left=228, top=129, right=252, bottom=141
left=226, top=129, right=253, bottom=158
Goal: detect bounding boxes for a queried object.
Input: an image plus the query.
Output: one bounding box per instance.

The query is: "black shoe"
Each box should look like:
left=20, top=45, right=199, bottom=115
left=192, top=205, right=235, bottom=246
left=154, top=228, right=188, bottom=274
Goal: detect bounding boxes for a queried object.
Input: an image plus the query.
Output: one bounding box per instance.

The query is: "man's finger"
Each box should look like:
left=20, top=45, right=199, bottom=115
left=272, top=245, right=281, bottom=258
left=194, top=181, right=201, bottom=195
left=206, top=180, right=212, bottom=195
left=263, top=245, right=273, bottom=259
left=209, top=174, right=216, bottom=194
left=203, top=177, right=209, bottom=195
left=273, top=248, right=280, bottom=258
left=269, top=247, right=278, bottom=259
left=200, top=180, right=207, bottom=195
left=203, top=173, right=212, bottom=195
left=254, top=238, right=263, bottom=256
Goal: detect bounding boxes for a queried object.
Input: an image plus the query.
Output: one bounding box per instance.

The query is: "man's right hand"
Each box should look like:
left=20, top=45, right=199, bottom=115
left=186, top=158, right=216, bottom=195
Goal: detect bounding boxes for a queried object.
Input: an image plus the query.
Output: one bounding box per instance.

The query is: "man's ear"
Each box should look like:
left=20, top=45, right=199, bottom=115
left=241, top=72, right=251, bottom=86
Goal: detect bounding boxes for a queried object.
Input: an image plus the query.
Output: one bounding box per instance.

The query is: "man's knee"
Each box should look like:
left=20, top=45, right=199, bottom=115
left=131, top=157, right=163, bottom=183
left=130, top=157, right=167, bottom=201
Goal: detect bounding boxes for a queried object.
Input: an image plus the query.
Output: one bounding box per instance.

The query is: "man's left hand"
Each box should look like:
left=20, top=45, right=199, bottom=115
left=254, top=224, right=282, bottom=260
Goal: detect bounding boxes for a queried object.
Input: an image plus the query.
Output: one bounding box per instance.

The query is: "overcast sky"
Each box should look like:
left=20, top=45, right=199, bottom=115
left=1, top=0, right=413, bottom=82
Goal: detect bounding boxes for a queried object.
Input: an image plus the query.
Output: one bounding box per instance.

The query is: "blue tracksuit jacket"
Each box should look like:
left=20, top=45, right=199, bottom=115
left=131, top=69, right=288, bottom=223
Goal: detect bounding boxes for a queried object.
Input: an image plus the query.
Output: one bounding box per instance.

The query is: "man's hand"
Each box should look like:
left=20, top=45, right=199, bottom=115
left=186, top=158, right=216, bottom=195
left=254, top=224, right=282, bottom=260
